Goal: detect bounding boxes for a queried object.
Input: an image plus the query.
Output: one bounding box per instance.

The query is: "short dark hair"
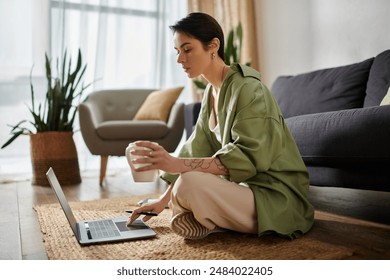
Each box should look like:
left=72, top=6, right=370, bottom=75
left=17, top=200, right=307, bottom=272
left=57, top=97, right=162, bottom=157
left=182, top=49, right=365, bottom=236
left=170, top=12, right=225, bottom=61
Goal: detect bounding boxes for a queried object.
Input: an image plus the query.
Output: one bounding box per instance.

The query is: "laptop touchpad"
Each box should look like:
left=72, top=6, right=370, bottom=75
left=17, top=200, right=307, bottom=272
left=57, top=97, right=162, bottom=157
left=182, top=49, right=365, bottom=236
left=115, top=221, right=149, bottom=232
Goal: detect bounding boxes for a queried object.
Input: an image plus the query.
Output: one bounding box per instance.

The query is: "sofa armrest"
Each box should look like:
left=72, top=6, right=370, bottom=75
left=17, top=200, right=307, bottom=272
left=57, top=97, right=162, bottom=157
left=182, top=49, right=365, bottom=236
left=184, top=102, right=201, bottom=139
left=163, top=102, right=184, bottom=152
left=167, top=102, right=184, bottom=127
left=78, top=102, right=103, bottom=154
left=286, top=105, right=390, bottom=164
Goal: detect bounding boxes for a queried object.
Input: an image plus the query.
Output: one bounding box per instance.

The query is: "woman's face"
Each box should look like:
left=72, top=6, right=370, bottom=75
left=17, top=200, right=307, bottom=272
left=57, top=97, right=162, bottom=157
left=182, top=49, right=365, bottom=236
left=173, top=31, right=212, bottom=78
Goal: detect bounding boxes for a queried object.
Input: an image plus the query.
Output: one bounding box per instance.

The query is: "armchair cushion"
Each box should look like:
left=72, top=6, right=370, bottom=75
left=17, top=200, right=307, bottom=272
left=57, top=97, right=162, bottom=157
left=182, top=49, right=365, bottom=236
left=133, top=86, right=184, bottom=122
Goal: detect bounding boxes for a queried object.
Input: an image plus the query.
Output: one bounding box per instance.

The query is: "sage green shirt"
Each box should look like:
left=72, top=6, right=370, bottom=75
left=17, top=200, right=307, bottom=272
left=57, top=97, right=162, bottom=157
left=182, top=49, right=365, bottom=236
left=162, top=64, right=314, bottom=239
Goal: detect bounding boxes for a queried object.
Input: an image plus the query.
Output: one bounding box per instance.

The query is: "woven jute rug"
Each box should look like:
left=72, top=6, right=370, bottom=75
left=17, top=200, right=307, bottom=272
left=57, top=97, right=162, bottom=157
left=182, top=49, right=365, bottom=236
left=34, top=194, right=354, bottom=260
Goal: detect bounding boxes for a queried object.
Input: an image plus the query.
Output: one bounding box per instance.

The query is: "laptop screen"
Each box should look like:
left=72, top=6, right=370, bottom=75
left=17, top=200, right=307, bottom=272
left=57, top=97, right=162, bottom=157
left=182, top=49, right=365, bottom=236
left=46, top=167, right=78, bottom=236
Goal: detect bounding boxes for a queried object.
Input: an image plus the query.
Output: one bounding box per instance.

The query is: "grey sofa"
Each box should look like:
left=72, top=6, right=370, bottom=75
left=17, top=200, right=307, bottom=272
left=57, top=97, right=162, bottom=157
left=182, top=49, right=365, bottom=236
left=271, top=49, right=390, bottom=191
left=184, top=50, right=390, bottom=191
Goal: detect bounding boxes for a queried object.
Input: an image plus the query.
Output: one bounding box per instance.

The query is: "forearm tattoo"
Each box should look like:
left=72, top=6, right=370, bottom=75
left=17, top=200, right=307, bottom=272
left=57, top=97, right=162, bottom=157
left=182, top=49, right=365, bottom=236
left=215, top=159, right=229, bottom=174
left=183, top=158, right=228, bottom=174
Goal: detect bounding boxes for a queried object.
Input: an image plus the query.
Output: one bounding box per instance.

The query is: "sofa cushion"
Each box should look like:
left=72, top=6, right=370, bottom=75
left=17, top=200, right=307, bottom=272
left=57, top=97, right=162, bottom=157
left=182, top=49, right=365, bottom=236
left=285, top=105, right=390, bottom=164
left=364, top=50, right=390, bottom=107
left=272, top=58, right=374, bottom=118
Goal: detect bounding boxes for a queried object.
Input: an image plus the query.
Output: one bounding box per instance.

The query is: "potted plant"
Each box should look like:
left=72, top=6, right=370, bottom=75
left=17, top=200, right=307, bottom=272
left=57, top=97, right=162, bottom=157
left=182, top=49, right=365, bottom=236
left=1, top=49, right=90, bottom=186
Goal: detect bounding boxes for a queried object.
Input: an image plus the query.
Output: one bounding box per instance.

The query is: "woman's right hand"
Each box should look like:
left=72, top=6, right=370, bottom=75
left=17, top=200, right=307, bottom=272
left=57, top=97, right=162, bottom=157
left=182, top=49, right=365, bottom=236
left=126, top=197, right=167, bottom=226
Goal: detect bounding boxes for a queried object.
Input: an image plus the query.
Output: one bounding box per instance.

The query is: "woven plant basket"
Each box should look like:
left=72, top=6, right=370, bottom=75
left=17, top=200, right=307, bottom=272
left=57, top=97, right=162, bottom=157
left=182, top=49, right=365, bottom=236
left=30, top=131, right=81, bottom=186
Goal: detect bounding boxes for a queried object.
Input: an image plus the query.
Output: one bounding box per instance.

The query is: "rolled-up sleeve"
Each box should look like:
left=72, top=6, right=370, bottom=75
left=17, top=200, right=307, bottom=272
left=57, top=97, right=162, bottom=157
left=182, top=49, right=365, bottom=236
left=160, top=113, right=215, bottom=185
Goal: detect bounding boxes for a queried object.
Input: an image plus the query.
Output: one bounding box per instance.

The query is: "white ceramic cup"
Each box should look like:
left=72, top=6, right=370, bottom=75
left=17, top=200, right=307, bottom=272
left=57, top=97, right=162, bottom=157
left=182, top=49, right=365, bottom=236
left=125, top=143, right=159, bottom=182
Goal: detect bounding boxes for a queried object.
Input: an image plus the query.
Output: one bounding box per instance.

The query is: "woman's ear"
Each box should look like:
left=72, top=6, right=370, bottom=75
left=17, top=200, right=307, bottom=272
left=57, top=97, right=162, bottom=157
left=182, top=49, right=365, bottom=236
left=208, top=38, right=220, bottom=53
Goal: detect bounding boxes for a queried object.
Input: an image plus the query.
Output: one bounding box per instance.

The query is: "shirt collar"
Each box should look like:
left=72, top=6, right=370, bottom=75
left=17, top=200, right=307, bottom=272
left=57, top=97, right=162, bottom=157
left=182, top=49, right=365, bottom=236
left=230, top=63, right=261, bottom=81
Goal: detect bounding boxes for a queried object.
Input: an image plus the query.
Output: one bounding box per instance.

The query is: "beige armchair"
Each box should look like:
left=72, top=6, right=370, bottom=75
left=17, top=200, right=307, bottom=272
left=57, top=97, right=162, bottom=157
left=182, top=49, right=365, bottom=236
left=78, top=88, right=184, bottom=185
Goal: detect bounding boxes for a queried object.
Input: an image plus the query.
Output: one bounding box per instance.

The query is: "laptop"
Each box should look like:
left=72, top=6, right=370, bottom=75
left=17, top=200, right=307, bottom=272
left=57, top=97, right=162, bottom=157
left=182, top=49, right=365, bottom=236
left=46, top=167, right=156, bottom=245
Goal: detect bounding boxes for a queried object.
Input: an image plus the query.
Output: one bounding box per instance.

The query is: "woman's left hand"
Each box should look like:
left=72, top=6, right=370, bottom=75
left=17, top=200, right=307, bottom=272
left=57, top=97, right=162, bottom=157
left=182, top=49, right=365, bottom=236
left=130, top=140, right=181, bottom=174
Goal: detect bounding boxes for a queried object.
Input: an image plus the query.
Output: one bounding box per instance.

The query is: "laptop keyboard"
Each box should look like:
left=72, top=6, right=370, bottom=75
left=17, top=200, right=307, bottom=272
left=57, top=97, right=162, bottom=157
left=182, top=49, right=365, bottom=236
left=87, top=220, right=121, bottom=239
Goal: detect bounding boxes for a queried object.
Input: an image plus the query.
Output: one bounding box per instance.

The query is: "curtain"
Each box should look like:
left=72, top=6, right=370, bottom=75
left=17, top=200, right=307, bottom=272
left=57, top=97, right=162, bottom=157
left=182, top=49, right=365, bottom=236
left=50, top=0, right=187, bottom=92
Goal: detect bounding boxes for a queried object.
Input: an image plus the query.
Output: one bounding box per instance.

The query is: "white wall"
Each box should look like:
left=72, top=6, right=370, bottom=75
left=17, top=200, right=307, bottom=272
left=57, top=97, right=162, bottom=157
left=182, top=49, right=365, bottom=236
left=255, top=0, right=390, bottom=87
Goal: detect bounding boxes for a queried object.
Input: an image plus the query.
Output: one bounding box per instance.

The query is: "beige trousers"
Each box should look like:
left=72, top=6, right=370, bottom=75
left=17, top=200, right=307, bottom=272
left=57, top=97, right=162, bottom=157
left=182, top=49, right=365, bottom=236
left=170, top=171, right=258, bottom=234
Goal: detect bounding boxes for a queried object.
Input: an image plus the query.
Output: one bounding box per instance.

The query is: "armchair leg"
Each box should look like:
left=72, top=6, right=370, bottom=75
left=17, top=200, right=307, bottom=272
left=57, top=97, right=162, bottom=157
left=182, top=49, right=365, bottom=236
left=100, top=155, right=108, bottom=186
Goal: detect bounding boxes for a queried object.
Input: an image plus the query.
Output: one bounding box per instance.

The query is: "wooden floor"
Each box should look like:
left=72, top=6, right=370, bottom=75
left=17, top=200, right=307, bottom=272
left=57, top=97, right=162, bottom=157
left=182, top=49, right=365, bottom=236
left=1, top=169, right=389, bottom=260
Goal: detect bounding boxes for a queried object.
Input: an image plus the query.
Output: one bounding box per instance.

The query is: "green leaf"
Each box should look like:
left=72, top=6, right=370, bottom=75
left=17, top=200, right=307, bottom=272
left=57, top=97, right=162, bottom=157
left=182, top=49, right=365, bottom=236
left=61, top=50, right=67, bottom=87
left=225, top=30, right=234, bottom=65
left=45, top=53, right=51, bottom=82
left=223, top=21, right=249, bottom=66
left=1, top=130, right=26, bottom=149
